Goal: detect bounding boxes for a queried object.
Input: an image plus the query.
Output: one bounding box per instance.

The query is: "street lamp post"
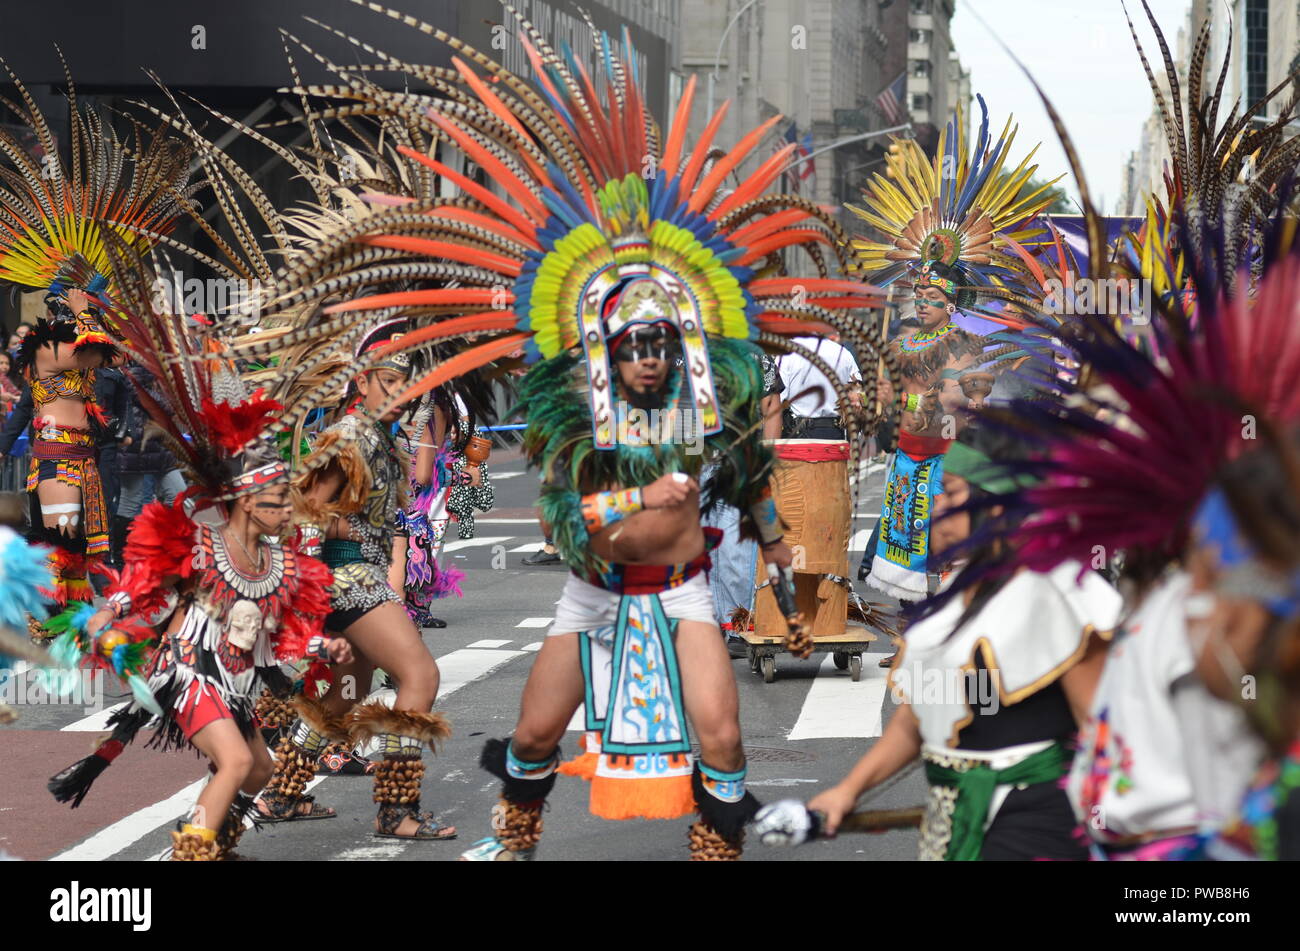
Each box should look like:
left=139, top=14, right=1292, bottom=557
left=707, top=0, right=761, bottom=122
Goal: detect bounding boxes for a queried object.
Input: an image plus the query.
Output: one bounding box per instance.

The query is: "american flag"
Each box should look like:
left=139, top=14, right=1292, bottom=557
left=876, top=71, right=907, bottom=124
left=783, top=123, right=815, bottom=190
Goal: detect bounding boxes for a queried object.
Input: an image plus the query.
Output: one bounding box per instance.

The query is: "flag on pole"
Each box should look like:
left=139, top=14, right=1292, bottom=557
left=783, top=123, right=816, bottom=191
left=876, top=71, right=907, bottom=124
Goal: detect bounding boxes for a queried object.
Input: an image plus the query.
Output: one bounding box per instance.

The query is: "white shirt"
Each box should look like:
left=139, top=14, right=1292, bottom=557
left=1065, top=571, right=1263, bottom=843
left=890, top=560, right=1122, bottom=750
left=777, top=336, right=861, bottom=418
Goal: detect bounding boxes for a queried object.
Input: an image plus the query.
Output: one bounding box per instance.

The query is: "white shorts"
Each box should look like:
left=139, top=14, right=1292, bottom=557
left=548, top=572, right=718, bottom=637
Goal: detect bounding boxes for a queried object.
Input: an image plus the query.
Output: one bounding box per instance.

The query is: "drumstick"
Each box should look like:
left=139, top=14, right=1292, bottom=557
left=874, top=285, right=894, bottom=420
left=833, top=805, right=925, bottom=833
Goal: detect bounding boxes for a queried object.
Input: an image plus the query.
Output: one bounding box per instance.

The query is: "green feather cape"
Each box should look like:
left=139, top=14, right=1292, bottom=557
left=518, top=337, right=774, bottom=577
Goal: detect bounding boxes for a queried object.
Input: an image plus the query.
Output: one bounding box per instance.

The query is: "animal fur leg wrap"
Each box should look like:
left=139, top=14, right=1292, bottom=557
left=347, top=702, right=452, bottom=752
left=692, top=761, right=761, bottom=838
left=479, top=737, right=560, bottom=803
left=291, top=695, right=352, bottom=748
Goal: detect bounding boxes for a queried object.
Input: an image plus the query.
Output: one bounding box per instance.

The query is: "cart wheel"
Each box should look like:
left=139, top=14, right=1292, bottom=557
left=849, top=654, right=862, bottom=682
left=832, top=651, right=849, bottom=670
left=747, top=648, right=760, bottom=674
left=761, top=654, right=776, bottom=683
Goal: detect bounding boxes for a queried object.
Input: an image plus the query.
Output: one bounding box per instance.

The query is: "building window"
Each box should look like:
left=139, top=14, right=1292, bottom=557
left=1245, top=0, right=1269, bottom=114
left=910, top=29, right=932, bottom=45
left=910, top=0, right=931, bottom=11
left=912, top=60, right=931, bottom=77
left=912, top=93, right=931, bottom=111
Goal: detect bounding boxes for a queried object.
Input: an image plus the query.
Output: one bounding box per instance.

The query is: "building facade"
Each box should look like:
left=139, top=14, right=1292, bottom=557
left=681, top=0, right=961, bottom=228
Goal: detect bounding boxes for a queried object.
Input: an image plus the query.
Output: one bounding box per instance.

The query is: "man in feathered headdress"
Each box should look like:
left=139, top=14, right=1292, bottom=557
left=0, top=68, right=194, bottom=634
left=864, top=259, right=987, bottom=605
left=849, top=99, right=1061, bottom=610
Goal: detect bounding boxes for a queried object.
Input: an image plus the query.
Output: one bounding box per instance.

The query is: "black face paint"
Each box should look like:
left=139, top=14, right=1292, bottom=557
left=613, top=324, right=677, bottom=363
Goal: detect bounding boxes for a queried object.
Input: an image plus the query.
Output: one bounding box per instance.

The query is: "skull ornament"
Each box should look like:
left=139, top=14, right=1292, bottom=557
left=226, top=599, right=263, bottom=652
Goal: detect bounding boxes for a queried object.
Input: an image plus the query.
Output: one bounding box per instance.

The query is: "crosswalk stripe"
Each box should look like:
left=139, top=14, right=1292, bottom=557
left=438, top=648, right=528, bottom=696
left=466, top=639, right=513, bottom=649
left=62, top=700, right=127, bottom=732
left=490, top=471, right=525, bottom=480
left=442, top=536, right=513, bottom=553
left=508, top=542, right=545, bottom=552
left=515, top=617, right=553, bottom=628
left=140, top=775, right=328, bottom=862
left=522, top=642, right=542, bottom=652
left=566, top=704, right=586, bottom=733
left=786, top=654, right=889, bottom=740
left=332, top=841, right=410, bottom=861
left=849, top=529, right=874, bottom=550
left=475, top=518, right=543, bottom=524
left=53, top=771, right=287, bottom=862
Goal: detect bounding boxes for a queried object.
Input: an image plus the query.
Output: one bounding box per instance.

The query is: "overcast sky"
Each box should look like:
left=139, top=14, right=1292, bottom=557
left=951, top=0, right=1192, bottom=212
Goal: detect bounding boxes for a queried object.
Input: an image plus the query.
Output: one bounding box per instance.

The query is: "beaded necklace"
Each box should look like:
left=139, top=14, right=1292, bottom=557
left=900, top=322, right=959, bottom=352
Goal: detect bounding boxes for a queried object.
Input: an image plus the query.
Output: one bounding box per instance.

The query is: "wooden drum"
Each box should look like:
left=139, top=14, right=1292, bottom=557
left=753, top=439, right=851, bottom=639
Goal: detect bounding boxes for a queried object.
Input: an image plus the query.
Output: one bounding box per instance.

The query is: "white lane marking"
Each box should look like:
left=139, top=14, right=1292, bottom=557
left=141, top=775, right=329, bottom=861
left=853, top=513, right=881, bottom=520
left=332, top=841, right=410, bottom=861
left=62, top=701, right=128, bottom=732
left=57, top=647, right=531, bottom=861
left=437, top=648, right=528, bottom=696
left=514, top=617, right=553, bottom=628
left=56, top=778, right=204, bottom=861
left=786, top=654, right=889, bottom=740
left=566, top=704, right=586, bottom=732
left=442, top=536, right=513, bottom=553
left=867, top=462, right=885, bottom=474
left=849, top=529, right=875, bottom=551
left=508, top=542, right=546, bottom=553
left=466, top=639, right=513, bottom=649
left=490, top=471, right=525, bottom=480
left=474, top=518, right=542, bottom=524
left=57, top=770, right=321, bottom=863
left=748, top=778, right=820, bottom=787
left=522, top=642, right=542, bottom=652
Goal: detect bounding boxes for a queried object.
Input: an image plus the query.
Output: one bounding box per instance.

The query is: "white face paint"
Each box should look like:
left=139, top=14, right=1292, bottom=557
left=226, top=599, right=263, bottom=651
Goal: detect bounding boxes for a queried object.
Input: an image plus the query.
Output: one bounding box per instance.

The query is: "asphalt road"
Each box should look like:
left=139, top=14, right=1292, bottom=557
left=0, top=445, right=925, bottom=862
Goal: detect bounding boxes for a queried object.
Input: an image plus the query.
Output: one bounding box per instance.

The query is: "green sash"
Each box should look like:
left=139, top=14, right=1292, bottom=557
left=924, top=742, right=1070, bottom=861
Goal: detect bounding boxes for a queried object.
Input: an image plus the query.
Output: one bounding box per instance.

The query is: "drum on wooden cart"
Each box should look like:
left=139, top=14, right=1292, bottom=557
left=741, top=623, right=877, bottom=683
left=743, top=438, right=877, bottom=682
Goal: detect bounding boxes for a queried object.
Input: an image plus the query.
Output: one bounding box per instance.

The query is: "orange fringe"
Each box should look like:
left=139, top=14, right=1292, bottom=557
left=590, top=772, right=695, bottom=822
left=563, top=733, right=696, bottom=821
left=557, top=731, right=599, bottom=781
